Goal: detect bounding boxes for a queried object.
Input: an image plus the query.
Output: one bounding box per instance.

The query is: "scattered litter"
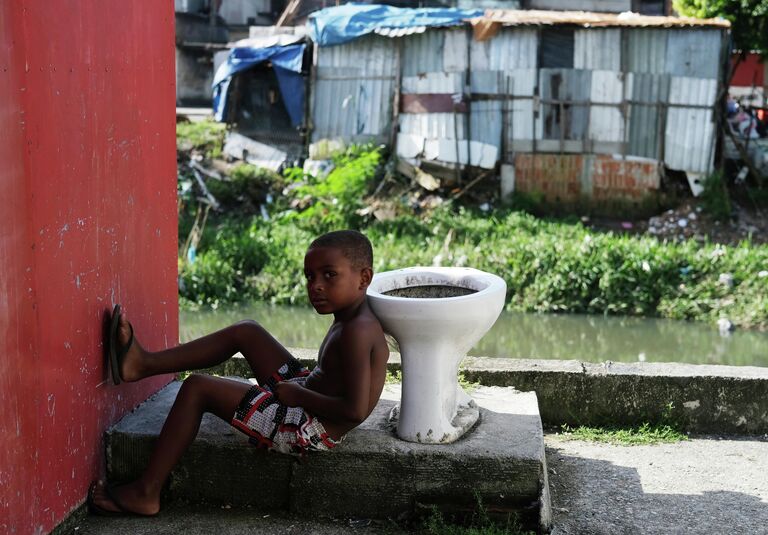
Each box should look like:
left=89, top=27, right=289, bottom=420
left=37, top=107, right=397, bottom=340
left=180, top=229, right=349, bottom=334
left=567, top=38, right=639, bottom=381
left=414, top=167, right=441, bottom=191
left=717, top=318, right=734, bottom=335
left=190, top=163, right=221, bottom=210
left=621, top=221, right=633, bottom=229
left=303, top=158, right=335, bottom=178
left=718, top=273, right=734, bottom=288
left=309, top=138, right=345, bottom=160
left=759, top=270, right=768, bottom=278
left=479, top=202, right=490, bottom=212
left=223, top=132, right=287, bottom=172
left=348, top=518, right=371, bottom=528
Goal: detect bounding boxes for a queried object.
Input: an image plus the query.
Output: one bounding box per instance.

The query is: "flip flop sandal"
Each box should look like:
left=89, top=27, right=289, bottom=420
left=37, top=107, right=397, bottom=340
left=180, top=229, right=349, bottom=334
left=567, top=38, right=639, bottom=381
left=108, top=304, right=134, bottom=386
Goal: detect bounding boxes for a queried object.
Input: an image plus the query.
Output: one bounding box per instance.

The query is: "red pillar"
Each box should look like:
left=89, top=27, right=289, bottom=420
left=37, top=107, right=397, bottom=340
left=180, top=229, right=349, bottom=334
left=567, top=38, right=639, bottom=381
left=0, top=3, right=178, bottom=533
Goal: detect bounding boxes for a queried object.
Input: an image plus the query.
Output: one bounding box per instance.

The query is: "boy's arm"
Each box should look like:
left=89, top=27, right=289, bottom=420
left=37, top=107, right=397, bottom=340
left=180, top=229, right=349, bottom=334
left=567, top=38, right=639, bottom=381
left=278, top=324, right=372, bottom=424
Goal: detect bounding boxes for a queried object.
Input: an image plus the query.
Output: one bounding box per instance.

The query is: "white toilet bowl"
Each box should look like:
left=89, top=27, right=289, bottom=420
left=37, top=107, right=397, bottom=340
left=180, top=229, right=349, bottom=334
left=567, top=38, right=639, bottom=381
left=366, top=267, right=506, bottom=443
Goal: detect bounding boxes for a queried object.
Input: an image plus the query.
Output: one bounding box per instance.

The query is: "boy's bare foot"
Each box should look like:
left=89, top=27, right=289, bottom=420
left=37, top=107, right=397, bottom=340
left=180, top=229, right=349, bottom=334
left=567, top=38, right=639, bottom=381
left=115, top=313, right=146, bottom=383
left=88, top=480, right=160, bottom=517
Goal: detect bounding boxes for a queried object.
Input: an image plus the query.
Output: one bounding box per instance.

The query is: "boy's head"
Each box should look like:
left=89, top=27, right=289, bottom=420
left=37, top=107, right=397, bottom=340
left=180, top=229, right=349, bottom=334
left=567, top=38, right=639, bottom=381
left=304, top=230, right=374, bottom=314
left=307, top=230, right=373, bottom=271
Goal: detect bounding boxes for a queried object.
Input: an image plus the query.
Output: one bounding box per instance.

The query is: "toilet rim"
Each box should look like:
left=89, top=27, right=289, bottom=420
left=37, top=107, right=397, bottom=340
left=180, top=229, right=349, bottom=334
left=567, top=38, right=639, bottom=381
left=367, top=266, right=506, bottom=302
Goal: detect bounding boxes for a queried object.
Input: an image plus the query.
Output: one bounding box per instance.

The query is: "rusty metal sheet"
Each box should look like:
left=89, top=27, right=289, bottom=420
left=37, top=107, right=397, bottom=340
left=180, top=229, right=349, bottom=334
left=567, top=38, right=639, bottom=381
left=513, top=153, right=585, bottom=203
left=591, top=155, right=660, bottom=201
left=401, top=72, right=463, bottom=94
left=400, top=94, right=467, bottom=114
left=513, top=153, right=660, bottom=204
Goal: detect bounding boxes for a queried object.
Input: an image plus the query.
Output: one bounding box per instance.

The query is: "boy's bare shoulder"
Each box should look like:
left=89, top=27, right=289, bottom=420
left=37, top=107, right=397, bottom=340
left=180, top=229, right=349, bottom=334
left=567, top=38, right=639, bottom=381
left=338, top=307, right=386, bottom=343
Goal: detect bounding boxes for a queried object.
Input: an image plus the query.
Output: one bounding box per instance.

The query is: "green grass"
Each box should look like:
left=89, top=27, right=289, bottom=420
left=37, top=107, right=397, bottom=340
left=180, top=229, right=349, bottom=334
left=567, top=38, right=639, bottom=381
left=385, top=369, right=402, bottom=384
left=560, top=422, right=688, bottom=445
left=421, top=502, right=534, bottom=535
left=176, top=119, right=226, bottom=159
left=176, top=131, right=768, bottom=330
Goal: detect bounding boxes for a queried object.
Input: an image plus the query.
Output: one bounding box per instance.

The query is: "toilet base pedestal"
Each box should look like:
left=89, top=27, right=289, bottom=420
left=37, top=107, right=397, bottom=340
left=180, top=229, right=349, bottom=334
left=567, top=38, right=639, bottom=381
left=388, top=401, right=480, bottom=444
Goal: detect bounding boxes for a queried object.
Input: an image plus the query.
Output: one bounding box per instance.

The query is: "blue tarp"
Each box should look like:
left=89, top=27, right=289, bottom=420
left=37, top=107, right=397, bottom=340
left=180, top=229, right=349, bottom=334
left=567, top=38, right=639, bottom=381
left=212, top=43, right=306, bottom=126
left=308, top=4, right=483, bottom=47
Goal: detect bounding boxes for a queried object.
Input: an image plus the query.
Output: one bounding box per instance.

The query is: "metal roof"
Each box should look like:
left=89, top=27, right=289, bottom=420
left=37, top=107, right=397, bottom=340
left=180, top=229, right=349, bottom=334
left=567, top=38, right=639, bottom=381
left=471, top=10, right=730, bottom=37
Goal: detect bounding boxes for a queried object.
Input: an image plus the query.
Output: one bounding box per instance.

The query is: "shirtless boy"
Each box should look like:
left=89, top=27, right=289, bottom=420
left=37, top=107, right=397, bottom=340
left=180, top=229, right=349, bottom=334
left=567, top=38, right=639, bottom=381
left=89, top=230, right=389, bottom=516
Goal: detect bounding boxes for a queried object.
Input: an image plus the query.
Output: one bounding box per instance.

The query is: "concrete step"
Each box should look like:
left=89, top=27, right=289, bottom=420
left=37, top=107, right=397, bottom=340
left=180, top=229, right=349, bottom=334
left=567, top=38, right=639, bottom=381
left=74, top=503, right=406, bottom=535
left=107, top=381, right=551, bottom=532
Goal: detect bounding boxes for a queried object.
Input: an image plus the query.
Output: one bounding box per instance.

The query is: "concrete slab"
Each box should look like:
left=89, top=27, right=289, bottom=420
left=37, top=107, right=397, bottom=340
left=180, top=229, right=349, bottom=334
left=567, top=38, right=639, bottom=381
left=203, top=350, right=768, bottom=435
left=106, top=382, right=551, bottom=532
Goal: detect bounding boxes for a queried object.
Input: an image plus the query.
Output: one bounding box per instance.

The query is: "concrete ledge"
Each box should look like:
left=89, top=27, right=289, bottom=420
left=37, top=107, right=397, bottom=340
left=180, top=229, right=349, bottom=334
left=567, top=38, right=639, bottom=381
left=107, top=382, right=551, bottom=532
left=461, top=357, right=768, bottom=435
left=203, top=350, right=768, bottom=435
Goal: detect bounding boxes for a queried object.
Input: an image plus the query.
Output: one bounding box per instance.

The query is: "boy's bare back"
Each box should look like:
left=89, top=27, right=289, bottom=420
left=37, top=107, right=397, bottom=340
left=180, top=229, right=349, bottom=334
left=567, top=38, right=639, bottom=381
left=304, top=304, right=389, bottom=438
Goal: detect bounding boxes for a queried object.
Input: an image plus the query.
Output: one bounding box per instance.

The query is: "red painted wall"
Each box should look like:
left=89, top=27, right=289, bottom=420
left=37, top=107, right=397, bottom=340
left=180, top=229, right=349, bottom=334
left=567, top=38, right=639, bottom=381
left=731, top=53, right=765, bottom=88
left=0, top=3, right=178, bottom=533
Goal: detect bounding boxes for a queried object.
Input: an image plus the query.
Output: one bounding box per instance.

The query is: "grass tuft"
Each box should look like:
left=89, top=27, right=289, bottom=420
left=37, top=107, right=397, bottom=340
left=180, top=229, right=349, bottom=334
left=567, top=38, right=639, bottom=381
left=421, top=497, right=534, bottom=535
left=560, top=422, right=688, bottom=445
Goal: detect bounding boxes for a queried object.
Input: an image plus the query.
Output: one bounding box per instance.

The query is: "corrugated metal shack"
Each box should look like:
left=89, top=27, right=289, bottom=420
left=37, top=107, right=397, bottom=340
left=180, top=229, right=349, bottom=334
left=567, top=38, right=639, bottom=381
left=308, top=8, right=730, bottom=210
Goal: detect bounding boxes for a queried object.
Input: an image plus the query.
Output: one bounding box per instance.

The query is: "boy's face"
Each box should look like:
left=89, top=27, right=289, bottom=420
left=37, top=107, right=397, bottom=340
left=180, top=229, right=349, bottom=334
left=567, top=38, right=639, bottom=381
left=304, top=246, right=370, bottom=314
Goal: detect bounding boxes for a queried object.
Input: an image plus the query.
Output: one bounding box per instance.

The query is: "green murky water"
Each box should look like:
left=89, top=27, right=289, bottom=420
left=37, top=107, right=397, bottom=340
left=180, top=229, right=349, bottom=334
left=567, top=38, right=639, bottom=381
left=179, top=302, right=768, bottom=367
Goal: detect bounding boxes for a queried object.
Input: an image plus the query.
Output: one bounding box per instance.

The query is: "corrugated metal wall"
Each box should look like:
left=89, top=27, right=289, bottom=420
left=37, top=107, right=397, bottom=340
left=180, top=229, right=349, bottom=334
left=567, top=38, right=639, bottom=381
left=311, top=23, right=725, bottom=183
left=574, top=29, right=621, bottom=71
left=312, top=35, right=397, bottom=142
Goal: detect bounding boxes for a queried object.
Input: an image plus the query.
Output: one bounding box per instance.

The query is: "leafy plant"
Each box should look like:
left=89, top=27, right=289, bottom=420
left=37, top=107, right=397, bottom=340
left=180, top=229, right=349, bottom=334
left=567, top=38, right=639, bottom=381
left=282, top=144, right=384, bottom=231
left=700, top=171, right=732, bottom=222
left=673, top=0, right=768, bottom=59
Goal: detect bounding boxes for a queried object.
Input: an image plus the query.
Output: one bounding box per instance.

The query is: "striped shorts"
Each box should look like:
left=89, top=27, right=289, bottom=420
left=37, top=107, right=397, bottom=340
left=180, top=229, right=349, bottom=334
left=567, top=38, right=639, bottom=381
left=231, top=357, right=340, bottom=456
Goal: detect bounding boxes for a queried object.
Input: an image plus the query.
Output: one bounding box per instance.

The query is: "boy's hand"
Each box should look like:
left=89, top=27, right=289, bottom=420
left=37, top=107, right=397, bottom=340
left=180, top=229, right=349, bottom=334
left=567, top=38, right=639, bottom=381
left=274, top=381, right=304, bottom=407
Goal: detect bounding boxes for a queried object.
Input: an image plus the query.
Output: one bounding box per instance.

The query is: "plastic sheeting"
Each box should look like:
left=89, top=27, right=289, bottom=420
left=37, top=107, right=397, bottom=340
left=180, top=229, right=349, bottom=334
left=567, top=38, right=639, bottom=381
left=307, top=4, right=482, bottom=47
left=212, top=43, right=306, bottom=125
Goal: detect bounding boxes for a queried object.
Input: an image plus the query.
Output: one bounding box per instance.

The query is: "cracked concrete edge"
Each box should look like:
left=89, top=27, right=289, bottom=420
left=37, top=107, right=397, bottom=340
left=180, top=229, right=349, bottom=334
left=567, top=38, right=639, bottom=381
left=201, top=350, right=768, bottom=435
left=105, top=383, right=549, bottom=527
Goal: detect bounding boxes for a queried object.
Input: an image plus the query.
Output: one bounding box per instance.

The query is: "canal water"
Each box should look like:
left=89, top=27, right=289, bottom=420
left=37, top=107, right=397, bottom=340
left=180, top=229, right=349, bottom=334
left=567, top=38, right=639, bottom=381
left=180, top=302, right=768, bottom=367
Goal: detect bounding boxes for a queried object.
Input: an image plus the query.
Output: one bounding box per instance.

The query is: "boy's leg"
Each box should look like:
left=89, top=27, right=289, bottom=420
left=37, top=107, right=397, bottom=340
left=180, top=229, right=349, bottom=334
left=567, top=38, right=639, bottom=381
left=91, top=375, right=250, bottom=515
left=119, top=315, right=294, bottom=385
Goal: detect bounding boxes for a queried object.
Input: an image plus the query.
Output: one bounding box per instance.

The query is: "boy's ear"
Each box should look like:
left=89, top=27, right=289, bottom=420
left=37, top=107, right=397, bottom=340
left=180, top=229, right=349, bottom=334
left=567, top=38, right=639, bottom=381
left=359, top=267, right=373, bottom=289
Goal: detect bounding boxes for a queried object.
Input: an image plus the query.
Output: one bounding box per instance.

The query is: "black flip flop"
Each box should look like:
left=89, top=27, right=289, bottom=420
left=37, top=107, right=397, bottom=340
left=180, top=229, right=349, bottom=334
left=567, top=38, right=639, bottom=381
left=108, top=304, right=133, bottom=386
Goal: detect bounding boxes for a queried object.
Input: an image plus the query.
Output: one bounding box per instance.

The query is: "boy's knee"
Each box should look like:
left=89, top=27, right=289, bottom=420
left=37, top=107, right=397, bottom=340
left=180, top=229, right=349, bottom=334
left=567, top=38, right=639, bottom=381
left=233, top=319, right=265, bottom=339
left=178, top=374, right=208, bottom=398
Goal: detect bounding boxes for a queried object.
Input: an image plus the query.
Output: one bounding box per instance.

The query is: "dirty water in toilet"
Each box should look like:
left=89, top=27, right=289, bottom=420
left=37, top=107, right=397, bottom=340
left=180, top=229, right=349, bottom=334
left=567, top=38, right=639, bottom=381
left=383, top=285, right=477, bottom=298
